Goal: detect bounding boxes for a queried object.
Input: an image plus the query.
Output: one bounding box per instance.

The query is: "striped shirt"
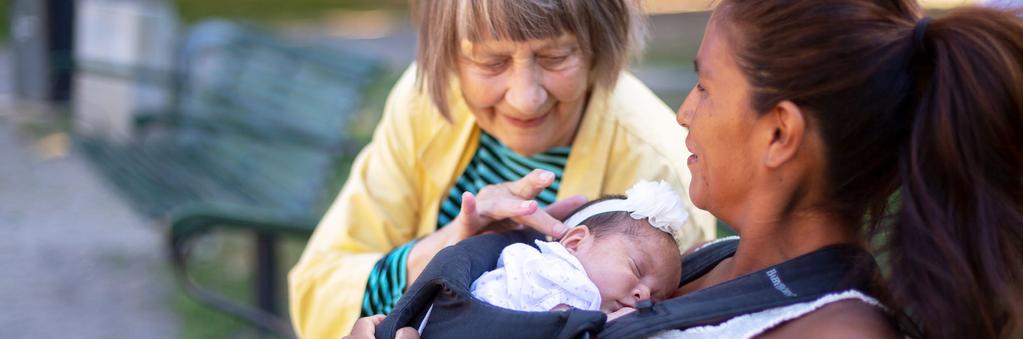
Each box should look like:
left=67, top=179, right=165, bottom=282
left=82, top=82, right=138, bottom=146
left=361, top=132, right=569, bottom=316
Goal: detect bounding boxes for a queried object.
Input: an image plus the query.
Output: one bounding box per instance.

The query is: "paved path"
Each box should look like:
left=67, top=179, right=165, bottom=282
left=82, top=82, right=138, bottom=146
left=0, top=49, right=179, bottom=338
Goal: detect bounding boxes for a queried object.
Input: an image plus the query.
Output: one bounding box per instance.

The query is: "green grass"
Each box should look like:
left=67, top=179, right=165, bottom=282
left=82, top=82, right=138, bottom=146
left=1, top=0, right=9, bottom=43
left=174, top=231, right=263, bottom=339
left=174, top=231, right=310, bottom=339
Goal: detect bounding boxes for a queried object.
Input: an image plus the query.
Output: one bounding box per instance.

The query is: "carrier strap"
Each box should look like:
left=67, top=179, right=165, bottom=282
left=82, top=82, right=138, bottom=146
left=598, top=237, right=877, bottom=339
left=376, top=230, right=607, bottom=339
left=679, top=236, right=741, bottom=287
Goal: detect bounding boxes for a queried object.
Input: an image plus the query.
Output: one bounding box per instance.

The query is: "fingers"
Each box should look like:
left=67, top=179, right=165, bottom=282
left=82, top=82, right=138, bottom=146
left=367, top=314, right=387, bottom=326
left=505, top=169, right=556, bottom=198
left=445, top=192, right=480, bottom=240
left=395, top=327, right=422, bottom=339
left=475, top=184, right=538, bottom=218
left=458, top=191, right=478, bottom=223
left=511, top=208, right=569, bottom=239
left=452, top=175, right=584, bottom=238
left=476, top=195, right=588, bottom=239
left=545, top=195, right=589, bottom=220
left=514, top=195, right=588, bottom=239
left=476, top=196, right=538, bottom=220
left=344, top=315, right=387, bottom=339
left=450, top=191, right=536, bottom=238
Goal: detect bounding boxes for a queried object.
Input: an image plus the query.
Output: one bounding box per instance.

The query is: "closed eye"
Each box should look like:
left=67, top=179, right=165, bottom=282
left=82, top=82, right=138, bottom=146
left=480, top=60, right=508, bottom=71
left=538, top=55, right=569, bottom=68
left=629, top=257, right=641, bottom=277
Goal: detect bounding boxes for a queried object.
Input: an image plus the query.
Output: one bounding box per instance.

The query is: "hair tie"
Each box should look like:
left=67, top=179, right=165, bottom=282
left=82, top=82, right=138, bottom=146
left=913, top=17, right=933, bottom=55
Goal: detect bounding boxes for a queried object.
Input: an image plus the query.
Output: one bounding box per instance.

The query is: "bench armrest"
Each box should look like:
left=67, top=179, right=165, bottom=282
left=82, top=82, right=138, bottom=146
left=168, top=202, right=317, bottom=339
left=169, top=202, right=317, bottom=246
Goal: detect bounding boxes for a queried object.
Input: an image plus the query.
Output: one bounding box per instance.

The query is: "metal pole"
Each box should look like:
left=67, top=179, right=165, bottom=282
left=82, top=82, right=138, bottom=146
left=255, top=231, right=280, bottom=316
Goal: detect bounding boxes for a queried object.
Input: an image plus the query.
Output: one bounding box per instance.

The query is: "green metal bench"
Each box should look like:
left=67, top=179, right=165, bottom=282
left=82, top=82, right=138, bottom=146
left=77, top=19, right=385, bottom=337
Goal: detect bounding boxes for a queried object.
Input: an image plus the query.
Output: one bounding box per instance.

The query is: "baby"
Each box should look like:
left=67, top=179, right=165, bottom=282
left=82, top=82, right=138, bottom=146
left=470, top=181, right=687, bottom=319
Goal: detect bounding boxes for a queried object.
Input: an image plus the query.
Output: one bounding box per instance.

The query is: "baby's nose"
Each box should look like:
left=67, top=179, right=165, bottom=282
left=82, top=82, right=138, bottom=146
left=633, top=285, right=651, bottom=301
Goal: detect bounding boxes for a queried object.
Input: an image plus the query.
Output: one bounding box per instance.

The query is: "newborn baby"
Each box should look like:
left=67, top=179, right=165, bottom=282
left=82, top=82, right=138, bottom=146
left=470, top=181, right=687, bottom=319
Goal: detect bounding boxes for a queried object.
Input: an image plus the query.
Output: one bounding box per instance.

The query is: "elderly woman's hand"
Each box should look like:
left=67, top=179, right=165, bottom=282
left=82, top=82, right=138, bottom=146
left=451, top=169, right=583, bottom=238
left=405, top=169, right=588, bottom=286
left=342, top=315, right=420, bottom=339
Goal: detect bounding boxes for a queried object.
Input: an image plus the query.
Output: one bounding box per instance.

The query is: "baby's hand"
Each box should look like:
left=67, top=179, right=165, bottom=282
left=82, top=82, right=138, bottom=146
left=607, top=307, right=636, bottom=321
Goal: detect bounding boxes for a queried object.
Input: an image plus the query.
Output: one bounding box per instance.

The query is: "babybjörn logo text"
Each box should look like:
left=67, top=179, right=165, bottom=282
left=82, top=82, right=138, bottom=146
left=766, top=268, right=797, bottom=297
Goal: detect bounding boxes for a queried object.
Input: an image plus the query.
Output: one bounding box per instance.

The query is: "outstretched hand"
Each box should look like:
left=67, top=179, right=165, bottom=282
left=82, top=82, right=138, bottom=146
left=406, top=169, right=588, bottom=286
left=450, top=169, right=587, bottom=238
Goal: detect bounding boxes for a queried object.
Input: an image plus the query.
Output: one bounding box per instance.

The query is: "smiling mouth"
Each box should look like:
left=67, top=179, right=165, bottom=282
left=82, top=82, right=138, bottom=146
left=503, top=114, right=548, bottom=129
left=685, top=139, right=698, bottom=164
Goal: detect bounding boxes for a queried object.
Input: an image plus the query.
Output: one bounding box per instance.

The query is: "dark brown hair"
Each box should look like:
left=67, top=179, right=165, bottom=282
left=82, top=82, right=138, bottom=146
left=410, top=0, right=647, bottom=119
left=717, top=1, right=1023, bottom=337
left=567, top=195, right=675, bottom=246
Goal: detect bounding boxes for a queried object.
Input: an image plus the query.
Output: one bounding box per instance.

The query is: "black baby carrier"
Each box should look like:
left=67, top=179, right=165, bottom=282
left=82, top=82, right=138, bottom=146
left=375, top=230, right=879, bottom=339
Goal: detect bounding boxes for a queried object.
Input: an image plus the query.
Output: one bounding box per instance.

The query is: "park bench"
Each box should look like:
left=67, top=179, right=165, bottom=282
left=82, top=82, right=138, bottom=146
left=77, top=19, right=386, bottom=337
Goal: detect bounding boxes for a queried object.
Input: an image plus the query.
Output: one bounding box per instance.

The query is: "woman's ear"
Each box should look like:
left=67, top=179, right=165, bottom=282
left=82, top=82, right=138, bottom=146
left=559, top=225, right=592, bottom=253
left=763, top=100, right=807, bottom=168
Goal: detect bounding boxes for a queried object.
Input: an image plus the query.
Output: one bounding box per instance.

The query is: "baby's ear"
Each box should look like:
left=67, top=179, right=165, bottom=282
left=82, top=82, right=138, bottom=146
left=559, top=225, right=591, bottom=253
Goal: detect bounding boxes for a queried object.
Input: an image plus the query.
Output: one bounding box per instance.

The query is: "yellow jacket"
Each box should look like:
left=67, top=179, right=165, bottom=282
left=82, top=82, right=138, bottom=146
left=288, top=65, right=715, bottom=338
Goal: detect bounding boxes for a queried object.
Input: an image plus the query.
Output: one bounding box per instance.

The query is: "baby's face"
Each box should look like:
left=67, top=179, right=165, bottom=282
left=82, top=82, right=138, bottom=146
left=562, top=223, right=683, bottom=313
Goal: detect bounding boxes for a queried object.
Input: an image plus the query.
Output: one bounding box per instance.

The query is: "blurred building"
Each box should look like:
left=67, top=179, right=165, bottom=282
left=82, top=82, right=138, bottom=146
left=72, top=0, right=177, bottom=141
left=10, top=0, right=75, bottom=102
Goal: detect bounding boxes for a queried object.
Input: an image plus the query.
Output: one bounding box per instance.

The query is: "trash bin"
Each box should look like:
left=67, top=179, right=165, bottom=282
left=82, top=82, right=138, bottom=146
left=10, top=0, right=75, bottom=102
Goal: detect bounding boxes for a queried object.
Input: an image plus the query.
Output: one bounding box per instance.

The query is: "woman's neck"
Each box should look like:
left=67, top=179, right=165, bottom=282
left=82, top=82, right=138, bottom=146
left=732, top=215, right=854, bottom=278
left=723, top=195, right=858, bottom=281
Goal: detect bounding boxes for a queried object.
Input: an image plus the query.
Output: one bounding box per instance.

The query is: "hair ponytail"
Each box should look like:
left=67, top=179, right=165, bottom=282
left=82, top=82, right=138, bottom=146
left=889, top=7, right=1023, bottom=338
left=717, top=1, right=1023, bottom=337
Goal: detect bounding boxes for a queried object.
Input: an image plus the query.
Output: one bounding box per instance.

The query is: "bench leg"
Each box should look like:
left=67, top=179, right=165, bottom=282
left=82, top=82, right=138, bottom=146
left=255, top=232, right=279, bottom=316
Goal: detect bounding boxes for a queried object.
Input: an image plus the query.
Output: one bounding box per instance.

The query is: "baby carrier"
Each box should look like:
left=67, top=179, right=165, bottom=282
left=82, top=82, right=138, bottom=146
left=375, top=230, right=880, bottom=339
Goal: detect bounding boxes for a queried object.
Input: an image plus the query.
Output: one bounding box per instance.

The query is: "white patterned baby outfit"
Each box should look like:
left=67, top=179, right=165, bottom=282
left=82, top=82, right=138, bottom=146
left=470, top=240, right=602, bottom=312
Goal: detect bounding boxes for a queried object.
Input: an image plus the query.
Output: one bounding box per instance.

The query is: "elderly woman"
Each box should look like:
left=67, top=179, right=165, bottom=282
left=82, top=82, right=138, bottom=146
left=287, top=0, right=715, bottom=337
left=348, top=0, right=1023, bottom=338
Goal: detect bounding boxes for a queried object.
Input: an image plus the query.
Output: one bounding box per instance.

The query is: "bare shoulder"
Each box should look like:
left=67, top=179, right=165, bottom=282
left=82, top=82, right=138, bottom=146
left=756, top=299, right=900, bottom=339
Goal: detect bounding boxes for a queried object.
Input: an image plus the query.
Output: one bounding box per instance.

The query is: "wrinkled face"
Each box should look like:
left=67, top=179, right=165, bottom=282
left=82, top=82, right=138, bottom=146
left=565, top=223, right=682, bottom=313
left=676, top=14, right=759, bottom=218
left=457, top=34, right=591, bottom=156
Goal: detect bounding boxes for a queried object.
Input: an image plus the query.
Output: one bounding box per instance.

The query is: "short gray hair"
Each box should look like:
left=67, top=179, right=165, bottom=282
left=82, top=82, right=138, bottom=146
left=411, top=0, right=648, bottom=119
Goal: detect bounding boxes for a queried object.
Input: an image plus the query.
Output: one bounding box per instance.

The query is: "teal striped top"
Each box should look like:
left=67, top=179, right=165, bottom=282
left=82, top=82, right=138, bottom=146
left=361, top=132, right=569, bottom=316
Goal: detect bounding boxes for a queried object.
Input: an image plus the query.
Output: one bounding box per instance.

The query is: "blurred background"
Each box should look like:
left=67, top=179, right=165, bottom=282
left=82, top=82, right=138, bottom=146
left=0, top=0, right=1009, bottom=338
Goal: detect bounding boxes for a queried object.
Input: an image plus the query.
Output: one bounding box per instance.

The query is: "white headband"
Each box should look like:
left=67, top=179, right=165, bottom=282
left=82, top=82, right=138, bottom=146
left=562, top=181, right=688, bottom=237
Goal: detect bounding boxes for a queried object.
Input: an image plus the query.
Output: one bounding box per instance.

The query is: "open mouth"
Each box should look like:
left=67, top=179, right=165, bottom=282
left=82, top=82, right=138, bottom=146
left=685, top=139, right=698, bottom=164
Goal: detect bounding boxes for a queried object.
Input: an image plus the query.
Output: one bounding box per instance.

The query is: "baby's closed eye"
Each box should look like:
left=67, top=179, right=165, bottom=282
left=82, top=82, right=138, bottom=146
left=629, top=257, right=642, bottom=277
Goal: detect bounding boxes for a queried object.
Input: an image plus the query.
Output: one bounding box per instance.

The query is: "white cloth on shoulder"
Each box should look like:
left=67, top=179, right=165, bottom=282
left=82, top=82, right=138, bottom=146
left=469, top=240, right=602, bottom=312
left=648, top=290, right=884, bottom=339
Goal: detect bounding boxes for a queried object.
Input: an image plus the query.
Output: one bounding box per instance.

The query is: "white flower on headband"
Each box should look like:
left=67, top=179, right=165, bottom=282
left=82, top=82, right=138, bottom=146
left=562, top=180, right=689, bottom=238
left=624, top=181, right=688, bottom=237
